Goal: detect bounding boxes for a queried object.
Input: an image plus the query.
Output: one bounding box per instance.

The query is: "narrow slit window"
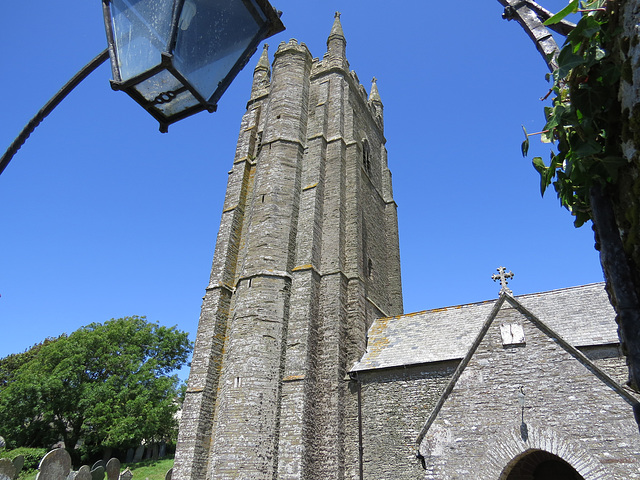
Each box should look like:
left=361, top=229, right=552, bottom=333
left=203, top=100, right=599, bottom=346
left=256, top=131, right=263, bottom=155
left=362, top=139, right=371, bottom=174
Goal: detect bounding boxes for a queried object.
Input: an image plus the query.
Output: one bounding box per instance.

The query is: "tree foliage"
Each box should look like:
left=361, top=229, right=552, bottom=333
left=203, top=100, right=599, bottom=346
left=0, top=316, right=192, bottom=456
left=522, top=0, right=624, bottom=227
left=0, top=336, right=64, bottom=388
left=515, top=0, right=640, bottom=398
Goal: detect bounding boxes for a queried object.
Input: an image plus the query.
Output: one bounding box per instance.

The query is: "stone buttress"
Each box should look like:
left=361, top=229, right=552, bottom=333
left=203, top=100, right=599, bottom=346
left=174, top=14, right=402, bottom=480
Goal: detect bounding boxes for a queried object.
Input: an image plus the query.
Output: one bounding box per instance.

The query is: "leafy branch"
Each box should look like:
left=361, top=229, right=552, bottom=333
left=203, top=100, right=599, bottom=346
left=521, top=0, right=624, bottom=227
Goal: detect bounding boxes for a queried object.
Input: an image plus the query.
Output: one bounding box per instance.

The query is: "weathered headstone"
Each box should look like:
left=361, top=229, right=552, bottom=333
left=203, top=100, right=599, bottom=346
left=158, top=442, right=166, bottom=459
left=105, top=458, right=120, bottom=480
left=75, top=465, right=92, bottom=480
left=0, top=458, right=16, bottom=480
left=125, top=449, right=134, bottom=464
left=11, top=455, right=24, bottom=477
left=36, top=448, right=72, bottom=480
left=164, top=467, right=172, bottom=480
left=119, top=468, right=133, bottom=480
left=132, top=446, right=144, bottom=463
left=90, top=465, right=105, bottom=480
left=91, top=461, right=105, bottom=472
left=0, top=436, right=5, bottom=449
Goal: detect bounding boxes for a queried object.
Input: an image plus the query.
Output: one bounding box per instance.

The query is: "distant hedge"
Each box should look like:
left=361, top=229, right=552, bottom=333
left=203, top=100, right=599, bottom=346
left=0, top=447, right=48, bottom=471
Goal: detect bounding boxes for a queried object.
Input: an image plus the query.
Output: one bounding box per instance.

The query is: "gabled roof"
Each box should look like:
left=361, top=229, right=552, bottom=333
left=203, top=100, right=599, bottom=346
left=414, top=290, right=639, bottom=460
left=351, top=283, right=617, bottom=372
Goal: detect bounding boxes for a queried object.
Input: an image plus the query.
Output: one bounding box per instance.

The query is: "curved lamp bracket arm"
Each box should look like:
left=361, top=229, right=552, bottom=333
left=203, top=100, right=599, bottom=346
left=0, top=48, right=109, bottom=176
left=497, top=0, right=575, bottom=71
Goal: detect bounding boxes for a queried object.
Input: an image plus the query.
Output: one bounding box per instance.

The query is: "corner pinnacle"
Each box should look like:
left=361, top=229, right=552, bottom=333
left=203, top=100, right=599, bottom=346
left=328, top=11, right=345, bottom=44
left=369, top=77, right=382, bottom=104
left=254, top=43, right=270, bottom=72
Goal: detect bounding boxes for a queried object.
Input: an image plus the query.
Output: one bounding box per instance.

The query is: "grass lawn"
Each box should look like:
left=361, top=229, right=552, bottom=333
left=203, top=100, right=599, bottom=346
left=121, top=457, right=174, bottom=479
left=18, top=457, right=174, bottom=480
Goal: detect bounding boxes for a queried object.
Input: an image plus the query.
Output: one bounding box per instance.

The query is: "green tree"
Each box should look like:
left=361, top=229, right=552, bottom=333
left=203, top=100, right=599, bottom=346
left=0, top=316, right=192, bottom=458
left=0, top=336, right=64, bottom=388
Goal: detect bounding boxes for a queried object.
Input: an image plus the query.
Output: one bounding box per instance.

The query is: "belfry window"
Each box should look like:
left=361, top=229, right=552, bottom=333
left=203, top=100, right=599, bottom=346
left=362, top=139, right=371, bottom=174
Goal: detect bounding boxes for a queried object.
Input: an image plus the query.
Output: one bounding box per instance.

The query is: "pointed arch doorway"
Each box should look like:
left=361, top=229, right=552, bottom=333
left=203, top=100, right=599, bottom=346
left=502, top=450, right=585, bottom=480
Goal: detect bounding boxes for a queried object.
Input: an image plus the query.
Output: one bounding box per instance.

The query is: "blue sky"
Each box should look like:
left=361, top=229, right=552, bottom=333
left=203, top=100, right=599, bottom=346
left=0, top=1, right=603, bottom=375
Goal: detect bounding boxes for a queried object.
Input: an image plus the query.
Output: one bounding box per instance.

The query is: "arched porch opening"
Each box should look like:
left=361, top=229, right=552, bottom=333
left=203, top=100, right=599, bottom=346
left=502, top=449, right=585, bottom=480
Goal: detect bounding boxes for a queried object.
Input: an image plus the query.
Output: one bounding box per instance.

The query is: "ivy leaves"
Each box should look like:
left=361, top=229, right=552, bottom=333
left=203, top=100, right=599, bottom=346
left=544, top=0, right=580, bottom=26
left=523, top=0, right=624, bottom=227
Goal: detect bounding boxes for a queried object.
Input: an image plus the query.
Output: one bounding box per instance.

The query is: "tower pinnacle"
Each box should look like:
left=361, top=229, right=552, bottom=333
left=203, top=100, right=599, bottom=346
left=328, top=11, right=345, bottom=43
left=369, top=77, right=384, bottom=127
left=326, top=12, right=347, bottom=69
left=251, top=43, right=271, bottom=98
left=369, top=77, right=382, bottom=104
left=255, top=43, right=270, bottom=73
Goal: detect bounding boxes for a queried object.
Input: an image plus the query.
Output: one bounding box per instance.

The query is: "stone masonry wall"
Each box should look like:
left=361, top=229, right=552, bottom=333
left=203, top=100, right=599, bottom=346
left=173, top=74, right=263, bottom=480
left=356, top=362, right=458, bottom=480
left=582, top=344, right=632, bottom=389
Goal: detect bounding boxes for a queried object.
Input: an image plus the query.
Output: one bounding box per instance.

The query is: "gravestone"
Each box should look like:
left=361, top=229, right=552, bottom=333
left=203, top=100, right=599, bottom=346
left=91, top=461, right=105, bottom=472
left=75, top=465, right=92, bottom=480
left=36, top=448, right=71, bottom=480
left=105, top=458, right=120, bottom=480
left=119, top=468, right=133, bottom=480
left=11, top=455, right=24, bottom=477
left=0, top=437, right=5, bottom=449
left=90, top=465, right=105, bottom=480
left=158, top=441, right=166, bottom=459
left=164, top=468, right=172, bottom=480
left=0, top=458, right=16, bottom=480
left=132, top=446, right=144, bottom=463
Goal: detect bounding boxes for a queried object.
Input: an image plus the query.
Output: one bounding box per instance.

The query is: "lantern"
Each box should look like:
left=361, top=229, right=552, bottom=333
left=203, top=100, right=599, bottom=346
left=102, top=0, right=284, bottom=131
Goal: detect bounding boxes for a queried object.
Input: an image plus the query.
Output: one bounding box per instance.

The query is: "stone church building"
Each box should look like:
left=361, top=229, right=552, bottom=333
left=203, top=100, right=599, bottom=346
left=173, top=14, right=640, bottom=480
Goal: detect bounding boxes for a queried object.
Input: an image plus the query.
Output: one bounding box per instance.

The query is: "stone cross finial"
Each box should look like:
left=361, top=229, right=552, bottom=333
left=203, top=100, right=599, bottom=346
left=492, top=266, right=514, bottom=295
left=335, top=11, right=341, bottom=18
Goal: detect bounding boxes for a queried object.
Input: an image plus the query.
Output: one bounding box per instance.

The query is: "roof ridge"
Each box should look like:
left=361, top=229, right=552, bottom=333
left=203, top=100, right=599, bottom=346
left=513, top=281, right=605, bottom=299
left=385, top=282, right=607, bottom=321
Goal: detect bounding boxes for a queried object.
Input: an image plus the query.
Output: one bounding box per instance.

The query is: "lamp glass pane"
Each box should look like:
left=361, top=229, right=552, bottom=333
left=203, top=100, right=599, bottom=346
left=111, top=0, right=174, bottom=82
left=131, top=70, right=200, bottom=116
left=173, top=0, right=267, bottom=100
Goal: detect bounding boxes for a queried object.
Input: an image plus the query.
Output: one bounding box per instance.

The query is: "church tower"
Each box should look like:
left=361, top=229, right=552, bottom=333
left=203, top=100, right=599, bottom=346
left=174, top=14, right=402, bottom=480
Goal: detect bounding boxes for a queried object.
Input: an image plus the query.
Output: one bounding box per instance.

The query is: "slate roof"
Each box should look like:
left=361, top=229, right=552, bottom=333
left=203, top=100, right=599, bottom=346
left=351, top=283, right=617, bottom=372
